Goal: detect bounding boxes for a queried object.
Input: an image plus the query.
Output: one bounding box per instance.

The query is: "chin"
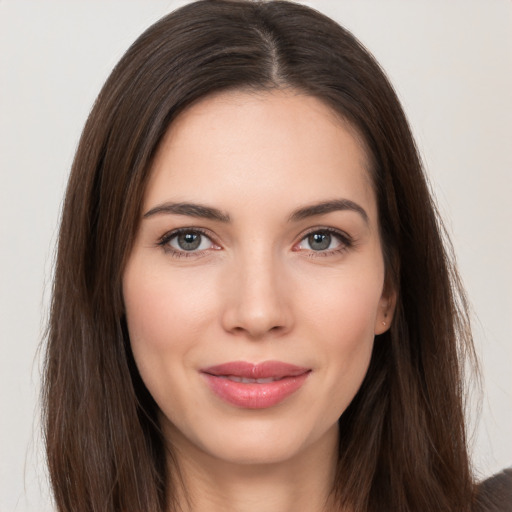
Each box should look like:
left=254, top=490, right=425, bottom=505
left=165, top=412, right=339, bottom=469
left=210, top=435, right=305, bottom=466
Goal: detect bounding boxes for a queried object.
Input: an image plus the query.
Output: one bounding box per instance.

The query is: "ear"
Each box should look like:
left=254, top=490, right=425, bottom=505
left=374, top=283, right=397, bottom=335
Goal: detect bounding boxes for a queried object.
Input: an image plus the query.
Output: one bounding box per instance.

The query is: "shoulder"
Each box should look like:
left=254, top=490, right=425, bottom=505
left=475, top=468, right=512, bottom=512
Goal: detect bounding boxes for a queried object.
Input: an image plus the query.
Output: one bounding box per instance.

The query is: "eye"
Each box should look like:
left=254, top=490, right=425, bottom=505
left=305, top=232, right=336, bottom=251
left=159, top=229, right=218, bottom=255
left=295, top=229, right=351, bottom=253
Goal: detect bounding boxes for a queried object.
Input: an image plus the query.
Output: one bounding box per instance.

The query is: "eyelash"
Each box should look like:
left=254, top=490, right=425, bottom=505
left=157, top=227, right=354, bottom=258
left=157, top=228, right=217, bottom=258
left=296, top=227, right=354, bottom=258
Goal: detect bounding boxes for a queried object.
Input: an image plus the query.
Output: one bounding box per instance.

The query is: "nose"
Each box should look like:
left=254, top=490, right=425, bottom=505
left=220, top=250, right=293, bottom=339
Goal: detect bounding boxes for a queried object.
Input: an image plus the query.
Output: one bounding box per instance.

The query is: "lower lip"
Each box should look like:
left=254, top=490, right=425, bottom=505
left=202, top=373, right=310, bottom=409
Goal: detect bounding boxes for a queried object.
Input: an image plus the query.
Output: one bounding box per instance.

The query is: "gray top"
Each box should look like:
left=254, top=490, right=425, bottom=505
left=476, top=468, right=512, bottom=512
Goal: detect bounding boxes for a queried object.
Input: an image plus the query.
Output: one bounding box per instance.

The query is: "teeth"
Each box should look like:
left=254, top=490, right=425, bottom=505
left=222, top=376, right=280, bottom=384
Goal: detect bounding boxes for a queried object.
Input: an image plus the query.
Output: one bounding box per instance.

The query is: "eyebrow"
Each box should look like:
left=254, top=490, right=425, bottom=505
left=143, top=202, right=231, bottom=222
left=289, top=199, right=369, bottom=225
left=143, top=198, right=369, bottom=225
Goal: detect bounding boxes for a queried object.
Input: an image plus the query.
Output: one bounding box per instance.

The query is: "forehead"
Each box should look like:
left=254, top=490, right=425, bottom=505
left=145, top=89, right=375, bottom=220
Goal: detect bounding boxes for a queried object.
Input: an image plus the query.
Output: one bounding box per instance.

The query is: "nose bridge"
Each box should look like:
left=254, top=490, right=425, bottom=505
left=222, top=243, right=292, bottom=338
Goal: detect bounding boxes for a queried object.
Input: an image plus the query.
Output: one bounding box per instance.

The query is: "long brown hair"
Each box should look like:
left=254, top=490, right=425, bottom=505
left=43, top=1, right=477, bottom=510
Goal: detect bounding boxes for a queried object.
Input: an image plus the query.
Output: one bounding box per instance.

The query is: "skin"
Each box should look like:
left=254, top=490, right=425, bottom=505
left=123, top=89, right=395, bottom=512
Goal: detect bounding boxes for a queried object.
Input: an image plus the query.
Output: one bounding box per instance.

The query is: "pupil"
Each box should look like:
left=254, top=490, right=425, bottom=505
left=178, top=232, right=201, bottom=250
left=309, top=232, right=330, bottom=251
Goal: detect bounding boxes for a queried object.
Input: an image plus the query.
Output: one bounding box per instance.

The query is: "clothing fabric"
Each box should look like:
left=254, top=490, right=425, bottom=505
left=476, top=468, right=512, bottom=512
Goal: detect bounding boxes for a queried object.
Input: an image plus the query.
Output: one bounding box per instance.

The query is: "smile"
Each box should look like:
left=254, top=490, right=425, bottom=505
left=201, top=361, right=311, bottom=409
left=219, top=376, right=282, bottom=384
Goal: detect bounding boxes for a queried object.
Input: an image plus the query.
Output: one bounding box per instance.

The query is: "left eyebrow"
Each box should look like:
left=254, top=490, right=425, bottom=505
left=289, top=199, right=369, bottom=225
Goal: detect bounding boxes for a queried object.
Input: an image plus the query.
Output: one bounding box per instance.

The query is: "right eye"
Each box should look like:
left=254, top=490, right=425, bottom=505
left=158, top=228, right=220, bottom=257
left=168, top=231, right=213, bottom=251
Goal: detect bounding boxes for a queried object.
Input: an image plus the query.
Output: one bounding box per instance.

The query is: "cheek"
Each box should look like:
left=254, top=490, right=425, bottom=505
left=298, top=267, right=383, bottom=400
left=318, top=289, right=377, bottom=376
left=124, top=259, right=215, bottom=346
left=122, top=257, right=215, bottom=399
left=300, top=265, right=383, bottom=342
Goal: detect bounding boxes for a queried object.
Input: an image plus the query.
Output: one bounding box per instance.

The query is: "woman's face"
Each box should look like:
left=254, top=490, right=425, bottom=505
left=123, top=89, right=393, bottom=467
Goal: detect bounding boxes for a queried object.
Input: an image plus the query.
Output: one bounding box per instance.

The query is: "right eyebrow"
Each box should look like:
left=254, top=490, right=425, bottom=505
left=143, top=202, right=231, bottom=223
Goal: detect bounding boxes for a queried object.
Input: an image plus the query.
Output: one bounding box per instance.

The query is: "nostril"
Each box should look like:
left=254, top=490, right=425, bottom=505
left=220, top=273, right=292, bottom=338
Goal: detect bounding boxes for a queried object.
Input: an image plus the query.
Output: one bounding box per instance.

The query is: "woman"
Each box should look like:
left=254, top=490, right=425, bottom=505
left=42, top=1, right=509, bottom=511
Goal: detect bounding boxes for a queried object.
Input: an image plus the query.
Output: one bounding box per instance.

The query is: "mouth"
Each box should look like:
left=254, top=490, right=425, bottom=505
left=216, top=375, right=286, bottom=384
left=200, top=361, right=311, bottom=409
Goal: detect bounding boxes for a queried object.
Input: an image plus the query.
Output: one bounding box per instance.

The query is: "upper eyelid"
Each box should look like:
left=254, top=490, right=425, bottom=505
left=297, top=226, right=352, bottom=241
left=158, top=228, right=219, bottom=257
left=159, top=227, right=215, bottom=243
left=157, top=225, right=352, bottom=250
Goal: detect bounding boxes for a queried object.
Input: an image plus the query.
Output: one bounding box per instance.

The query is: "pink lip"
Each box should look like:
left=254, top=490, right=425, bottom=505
left=201, top=361, right=311, bottom=409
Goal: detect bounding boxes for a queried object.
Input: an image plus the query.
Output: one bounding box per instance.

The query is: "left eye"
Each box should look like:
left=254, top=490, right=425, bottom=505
left=297, top=230, right=344, bottom=252
left=167, top=231, right=214, bottom=252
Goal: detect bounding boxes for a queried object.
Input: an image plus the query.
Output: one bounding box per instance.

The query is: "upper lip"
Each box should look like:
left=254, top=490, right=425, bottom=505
left=201, top=360, right=311, bottom=379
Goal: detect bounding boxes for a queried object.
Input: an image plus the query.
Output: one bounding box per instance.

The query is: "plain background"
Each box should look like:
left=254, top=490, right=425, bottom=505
left=0, top=1, right=510, bottom=510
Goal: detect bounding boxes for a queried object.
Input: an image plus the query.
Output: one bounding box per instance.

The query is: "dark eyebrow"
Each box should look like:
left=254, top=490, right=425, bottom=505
left=143, top=202, right=231, bottom=222
left=289, top=199, right=369, bottom=225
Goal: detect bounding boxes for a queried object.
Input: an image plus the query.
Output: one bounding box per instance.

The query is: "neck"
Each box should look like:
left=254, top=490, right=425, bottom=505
left=165, top=425, right=340, bottom=512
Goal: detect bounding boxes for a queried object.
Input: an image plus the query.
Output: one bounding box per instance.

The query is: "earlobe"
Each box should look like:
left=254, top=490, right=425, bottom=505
left=374, top=289, right=397, bottom=335
left=375, top=318, right=390, bottom=335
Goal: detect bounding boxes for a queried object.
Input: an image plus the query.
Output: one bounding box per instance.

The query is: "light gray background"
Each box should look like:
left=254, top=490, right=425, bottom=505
left=1, top=1, right=510, bottom=510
